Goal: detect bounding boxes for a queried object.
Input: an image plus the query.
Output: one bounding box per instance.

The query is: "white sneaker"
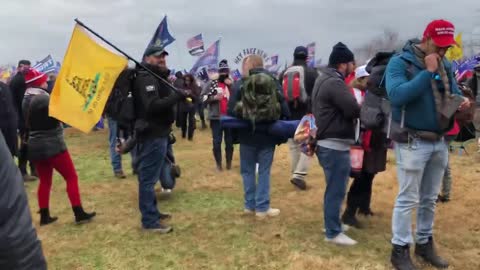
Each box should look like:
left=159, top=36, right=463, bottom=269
left=325, top=233, right=357, bottom=246
left=243, top=209, right=255, bottom=215
left=161, top=188, right=172, bottom=194
left=322, top=224, right=350, bottom=233
left=256, top=208, right=280, bottom=219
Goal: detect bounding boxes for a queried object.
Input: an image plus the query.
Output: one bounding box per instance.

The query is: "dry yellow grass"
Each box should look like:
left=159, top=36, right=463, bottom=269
left=25, top=127, right=480, bottom=270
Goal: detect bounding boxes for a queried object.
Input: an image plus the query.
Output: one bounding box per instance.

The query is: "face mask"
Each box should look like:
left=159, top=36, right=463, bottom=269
left=218, top=74, right=228, bottom=82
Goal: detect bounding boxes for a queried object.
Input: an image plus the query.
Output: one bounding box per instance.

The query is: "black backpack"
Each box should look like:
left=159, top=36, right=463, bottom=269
left=105, top=68, right=137, bottom=129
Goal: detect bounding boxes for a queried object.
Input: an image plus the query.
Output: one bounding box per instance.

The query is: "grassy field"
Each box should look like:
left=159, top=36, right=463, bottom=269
left=25, top=126, right=480, bottom=270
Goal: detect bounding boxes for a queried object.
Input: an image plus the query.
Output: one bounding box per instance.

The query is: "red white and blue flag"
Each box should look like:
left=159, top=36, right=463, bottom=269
left=190, top=39, right=220, bottom=74
left=187, top=34, right=205, bottom=56
left=306, top=42, right=316, bottom=68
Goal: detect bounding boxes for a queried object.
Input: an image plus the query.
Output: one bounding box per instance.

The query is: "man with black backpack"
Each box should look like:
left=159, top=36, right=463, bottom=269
left=132, top=46, right=184, bottom=233
left=386, top=20, right=470, bottom=270
left=279, top=46, right=319, bottom=190
left=227, top=55, right=290, bottom=219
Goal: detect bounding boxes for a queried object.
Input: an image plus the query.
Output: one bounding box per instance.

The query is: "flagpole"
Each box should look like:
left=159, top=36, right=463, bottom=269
left=74, top=18, right=180, bottom=94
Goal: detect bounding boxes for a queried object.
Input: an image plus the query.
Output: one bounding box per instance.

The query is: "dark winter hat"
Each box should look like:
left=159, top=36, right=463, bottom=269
left=18, top=60, right=31, bottom=67
left=294, top=46, right=308, bottom=59
left=218, top=59, right=230, bottom=74
left=328, top=42, right=354, bottom=66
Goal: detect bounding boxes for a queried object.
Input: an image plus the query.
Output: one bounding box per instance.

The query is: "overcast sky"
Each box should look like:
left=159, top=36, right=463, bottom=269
left=1, top=0, right=479, bottom=70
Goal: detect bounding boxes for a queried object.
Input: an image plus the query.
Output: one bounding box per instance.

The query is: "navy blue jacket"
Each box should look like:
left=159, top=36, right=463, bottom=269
left=227, top=68, right=290, bottom=147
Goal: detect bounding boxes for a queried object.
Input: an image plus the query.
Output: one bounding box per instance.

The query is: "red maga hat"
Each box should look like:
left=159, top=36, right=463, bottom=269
left=423, top=19, right=457, bottom=47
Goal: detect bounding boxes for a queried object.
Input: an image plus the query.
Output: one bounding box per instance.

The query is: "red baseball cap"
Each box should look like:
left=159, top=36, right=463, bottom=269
left=24, top=68, right=48, bottom=88
left=423, top=19, right=457, bottom=47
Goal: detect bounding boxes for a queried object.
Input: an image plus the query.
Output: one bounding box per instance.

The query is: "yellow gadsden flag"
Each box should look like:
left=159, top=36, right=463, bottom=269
left=49, top=24, right=128, bottom=133
left=445, top=33, right=463, bottom=61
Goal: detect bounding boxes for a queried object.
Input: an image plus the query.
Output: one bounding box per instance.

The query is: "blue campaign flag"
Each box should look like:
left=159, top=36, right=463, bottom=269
left=146, top=16, right=175, bottom=50
left=33, top=55, right=57, bottom=74
left=190, top=39, right=220, bottom=74
left=196, top=67, right=209, bottom=82
left=231, top=69, right=242, bottom=81
left=306, top=42, right=316, bottom=68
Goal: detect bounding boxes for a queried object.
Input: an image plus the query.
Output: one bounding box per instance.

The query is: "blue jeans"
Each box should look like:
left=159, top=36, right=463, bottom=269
left=392, top=138, right=448, bottom=246
left=239, top=144, right=275, bottom=212
left=107, top=117, right=122, bottom=173
left=159, top=143, right=175, bottom=189
left=136, top=137, right=169, bottom=229
left=316, top=146, right=351, bottom=239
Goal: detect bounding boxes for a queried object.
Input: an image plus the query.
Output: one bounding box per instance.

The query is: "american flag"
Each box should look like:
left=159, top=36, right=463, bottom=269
left=187, top=34, right=205, bottom=56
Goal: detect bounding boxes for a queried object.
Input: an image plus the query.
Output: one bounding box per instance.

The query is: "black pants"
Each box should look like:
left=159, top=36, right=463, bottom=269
left=18, top=130, right=35, bottom=176
left=180, top=110, right=196, bottom=140
left=346, top=171, right=375, bottom=214
left=196, top=102, right=206, bottom=124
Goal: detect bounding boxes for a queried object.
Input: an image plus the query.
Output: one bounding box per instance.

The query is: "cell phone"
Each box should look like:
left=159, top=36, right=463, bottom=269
left=441, top=94, right=464, bottom=119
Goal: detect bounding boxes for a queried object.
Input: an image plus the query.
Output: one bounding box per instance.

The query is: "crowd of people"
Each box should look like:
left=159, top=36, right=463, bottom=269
left=1, top=19, right=480, bottom=270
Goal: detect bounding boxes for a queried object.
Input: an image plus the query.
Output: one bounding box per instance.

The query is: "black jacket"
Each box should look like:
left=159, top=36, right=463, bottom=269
left=0, top=82, right=18, bottom=155
left=279, top=59, right=319, bottom=120
left=134, top=64, right=183, bottom=140
left=0, top=133, right=47, bottom=270
left=22, top=88, right=66, bottom=161
left=9, top=72, right=27, bottom=130
left=311, top=68, right=360, bottom=140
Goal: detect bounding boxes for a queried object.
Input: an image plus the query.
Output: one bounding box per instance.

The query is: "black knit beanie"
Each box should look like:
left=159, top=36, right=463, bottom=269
left=328, top=42, right=354, bottom=66
left=218, top=59, right=230, bottom=74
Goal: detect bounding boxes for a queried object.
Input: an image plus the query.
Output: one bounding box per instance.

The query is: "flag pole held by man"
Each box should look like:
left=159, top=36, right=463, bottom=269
left=49, top=24, right=128, bottom=133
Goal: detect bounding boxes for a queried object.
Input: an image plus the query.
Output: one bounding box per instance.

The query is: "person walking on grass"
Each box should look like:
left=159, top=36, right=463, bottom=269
left=202, top=60, right=234, bottom=171
left=179, top=74, right=200, bottom=140
left=386, top=20, right=470, bottom=270
left=133, top=46, right=184, bottom=233
left=311, top=42, right=360, bottom=246
left=279, top=46, right=319, bottom=191
left=227, top=55, right=290, bottom=219
left=341, top=57, right=391, bottom=229
left=9, top=59, right=37, bottom=182
left=22, top=68, right=96, bottom=226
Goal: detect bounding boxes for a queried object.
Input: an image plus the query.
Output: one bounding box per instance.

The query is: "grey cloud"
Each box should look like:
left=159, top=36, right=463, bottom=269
left=1, top=0, right=479, bottom=69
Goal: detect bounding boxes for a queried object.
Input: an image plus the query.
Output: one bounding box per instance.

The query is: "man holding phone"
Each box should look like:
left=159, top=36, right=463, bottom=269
left=386, top=20, right=470, bottom=270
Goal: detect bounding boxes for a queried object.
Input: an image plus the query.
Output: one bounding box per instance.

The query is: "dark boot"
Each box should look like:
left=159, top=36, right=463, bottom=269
left=30, top=163, right=37, bottom=178
left=201, top=120, right=207, bottom=130
left=391, top=244, right=417, bottom=270
left=213, top=148, right=222, bottom=171
left=341, top=206, right=363, bottom=229
left=40, top=208, right=58, bottom=226
left=415, top=237, right=449, bottom=269
left=73, top=206, right=96, bottom=224
left=225, top=148, right=233, bottom=170
left=341, top=195, right=363, bottom=229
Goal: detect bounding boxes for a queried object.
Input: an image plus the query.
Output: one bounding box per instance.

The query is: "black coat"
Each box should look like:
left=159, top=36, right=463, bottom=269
left=133, top=64, right=182, bottom=140
left=22, top=88, right=66, bottom=161
left=0, top=133, right=47, bottom=270
left=311, top=68, right=360, bottom=140
left=9, top=72, right=27, bottom=130
left=0, top=82, right=18, bottom=155
left=361, top=53, right=394, bottom=174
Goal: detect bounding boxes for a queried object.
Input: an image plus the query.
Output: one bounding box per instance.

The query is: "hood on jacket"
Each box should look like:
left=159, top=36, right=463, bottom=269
left=366, top=51, right=396, bottom=74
